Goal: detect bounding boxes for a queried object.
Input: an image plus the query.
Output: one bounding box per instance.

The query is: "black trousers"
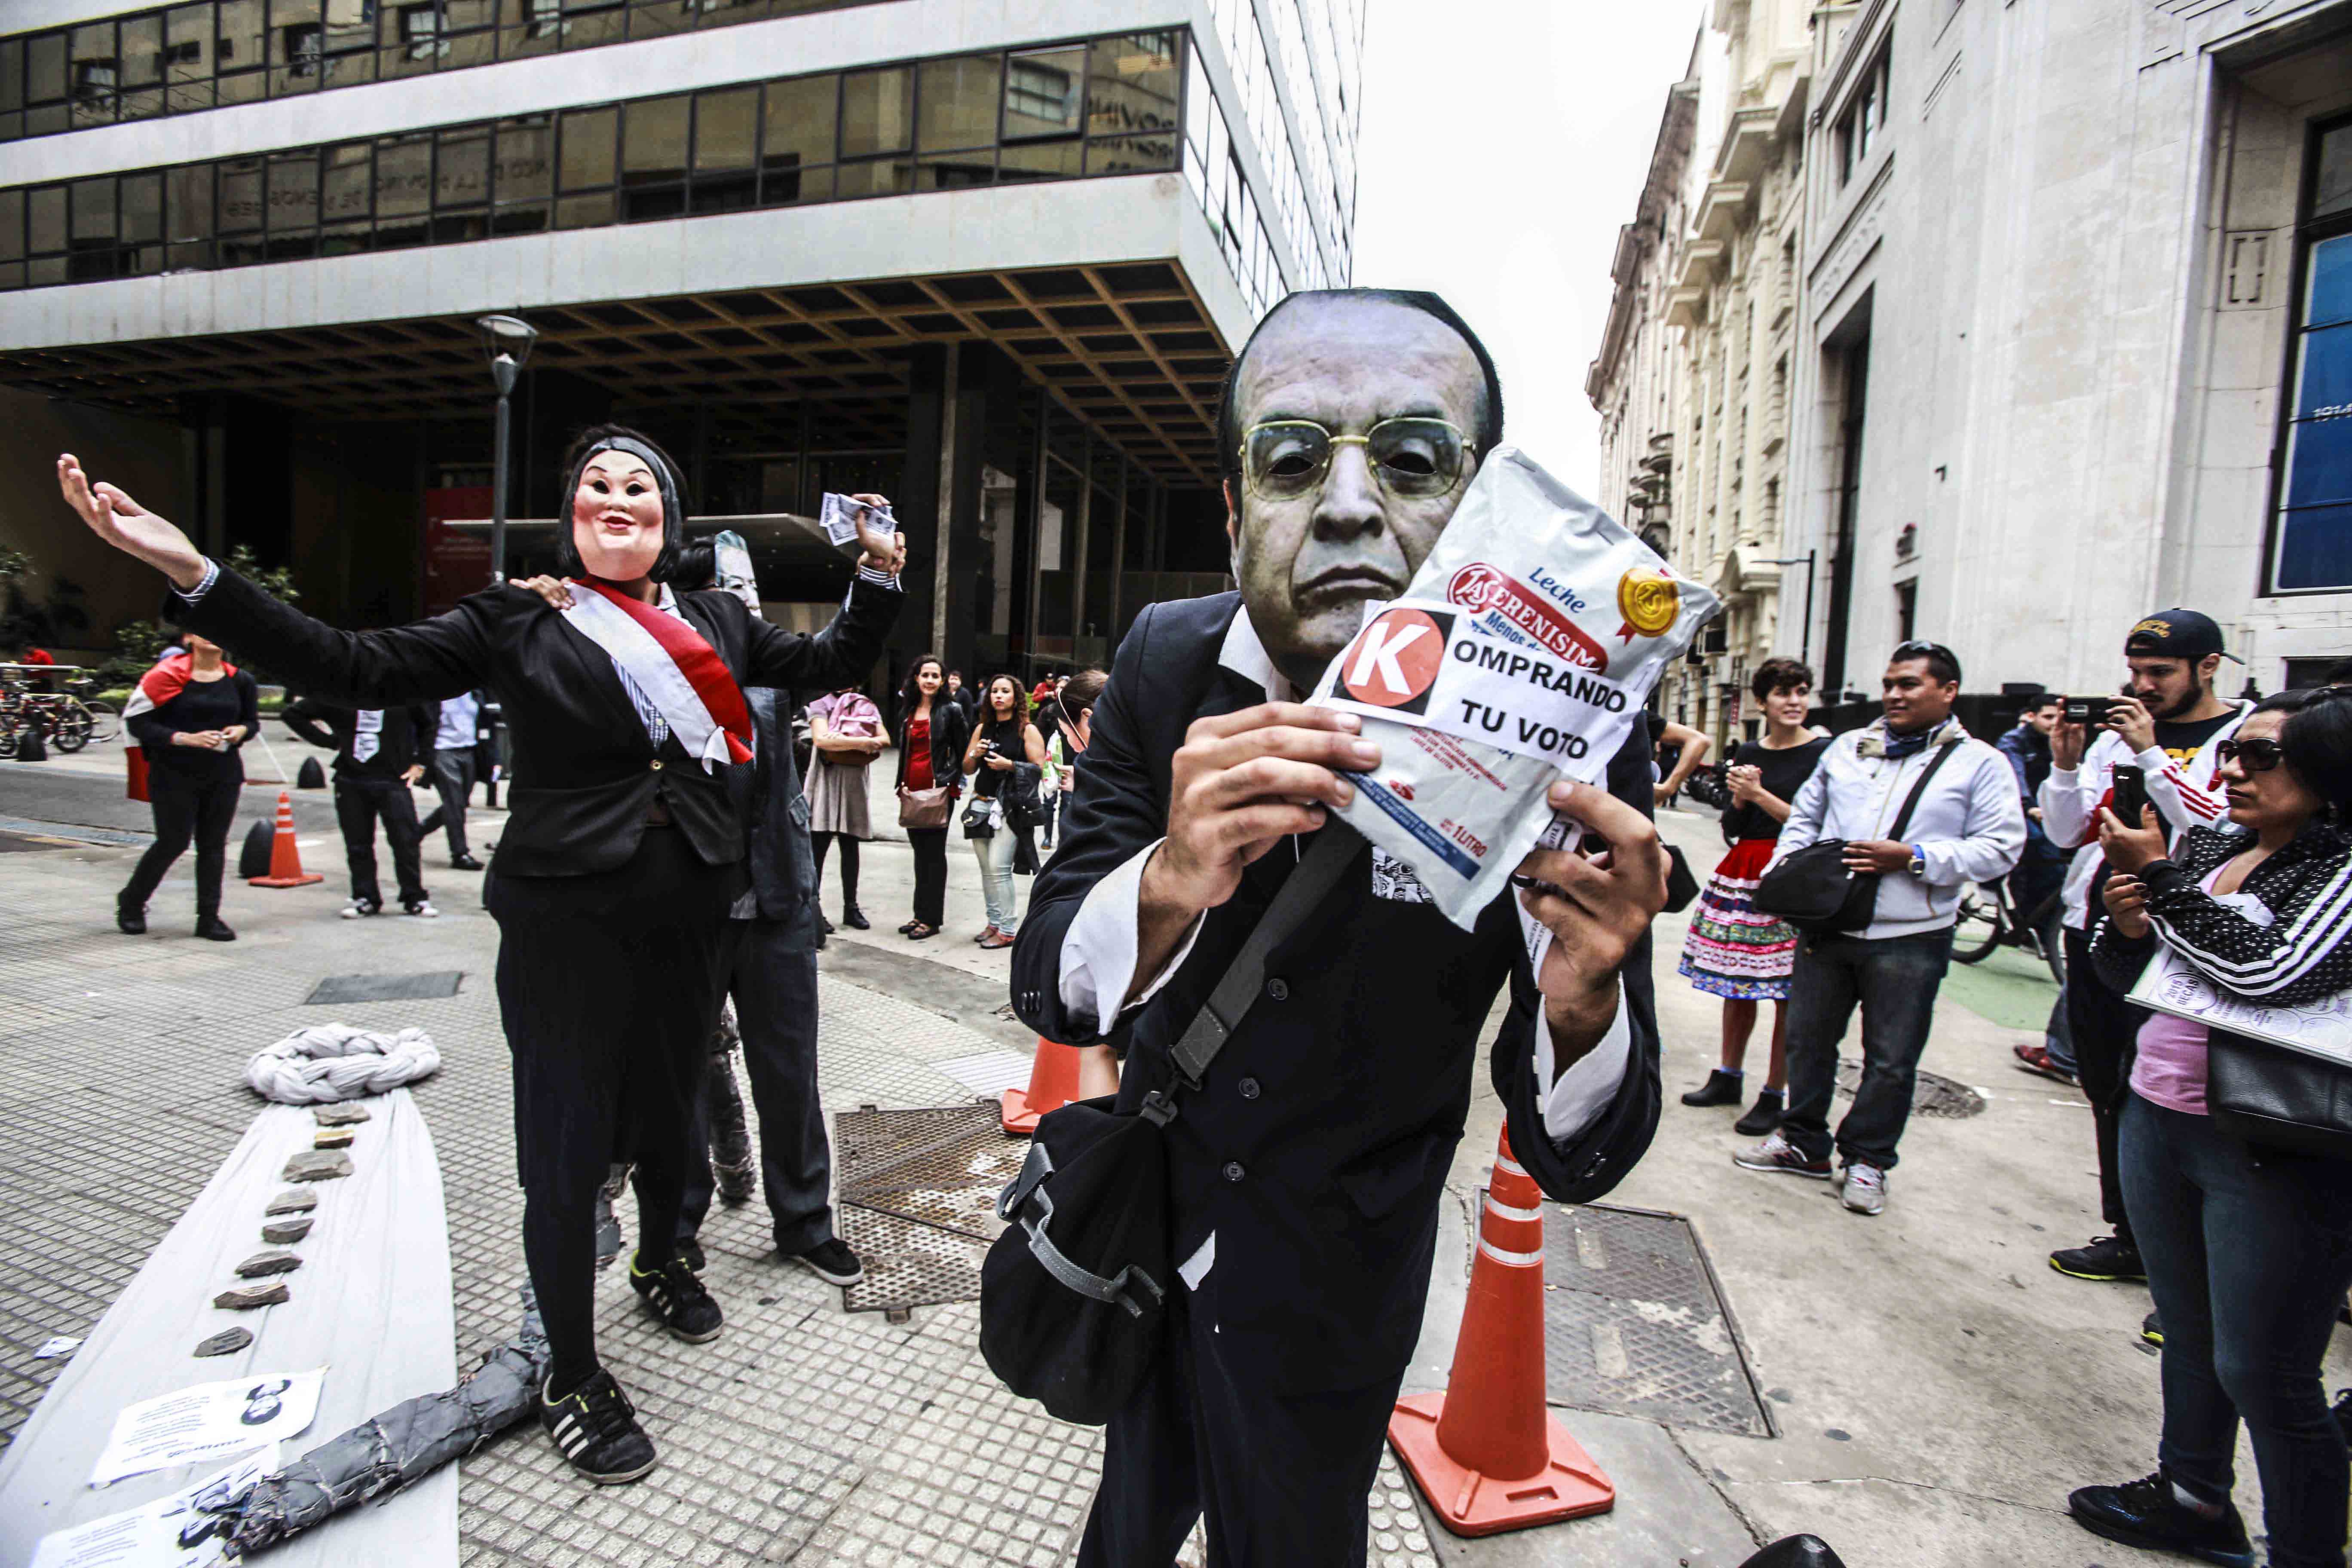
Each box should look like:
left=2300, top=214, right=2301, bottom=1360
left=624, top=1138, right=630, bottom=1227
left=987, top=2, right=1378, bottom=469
left=674, top=924, right=834, bottom=1255
left=417, top=747, right=475, bottom=858
left=811, top=832, right=861, bottom=911
left=334, top=776, right=427, bottom=907
left=487, top=828, right=743, bottom=1390
left=907, top=826, right=949, bottom=928
left=2065, top=924, right=2144, bottom=1243
left=1078, top=1292, right=1404, bottom=1568
left=122, top=766, right=239, bottom=922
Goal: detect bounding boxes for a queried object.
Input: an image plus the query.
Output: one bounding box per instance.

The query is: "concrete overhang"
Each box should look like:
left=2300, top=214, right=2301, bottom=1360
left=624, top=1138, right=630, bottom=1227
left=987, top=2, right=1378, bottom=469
left=1665, top=285, right=1707, bottom=329
left=1673, top=240, right=1726, bottom=293
left=1713, top=106, right=1776, bottom=185
left=1696, top=181, right=1752, bottom=242
left=0, top=173, right=1242, bottom=482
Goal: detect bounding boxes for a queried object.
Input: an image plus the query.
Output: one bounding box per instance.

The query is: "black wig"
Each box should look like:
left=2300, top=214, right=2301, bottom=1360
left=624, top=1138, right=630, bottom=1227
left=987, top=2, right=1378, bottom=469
left=554, top=423, right=691, bottom=584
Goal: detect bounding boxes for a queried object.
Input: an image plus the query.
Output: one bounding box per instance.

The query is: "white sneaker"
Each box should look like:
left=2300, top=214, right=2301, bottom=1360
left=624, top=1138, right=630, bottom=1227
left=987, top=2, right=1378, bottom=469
left=340, top=900, right=380, bottom=919
left=1841, top=1162, right=1888, bottom=1216
left=403, top=900, right=439, bottom=919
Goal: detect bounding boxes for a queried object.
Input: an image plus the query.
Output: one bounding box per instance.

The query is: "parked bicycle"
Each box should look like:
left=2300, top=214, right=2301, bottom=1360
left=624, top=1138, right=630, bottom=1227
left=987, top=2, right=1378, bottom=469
left=0, top=665, right=117, bottom=756
left=1951, top=876, right=2065, bottom=986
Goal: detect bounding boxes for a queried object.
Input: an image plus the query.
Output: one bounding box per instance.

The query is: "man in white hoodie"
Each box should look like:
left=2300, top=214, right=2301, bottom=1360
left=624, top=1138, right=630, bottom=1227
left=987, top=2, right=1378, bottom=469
left=1736, top=641, right=2026, bottom=1215
left=2037, top=609, right=2247, bottom=1289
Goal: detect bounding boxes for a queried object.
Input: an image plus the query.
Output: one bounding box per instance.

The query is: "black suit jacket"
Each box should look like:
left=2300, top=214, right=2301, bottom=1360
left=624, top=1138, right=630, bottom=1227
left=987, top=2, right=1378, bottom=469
left=175, top=568, right=898, bottom=878
left=1010, top=592, right=1662, bottom=1394
left=281, top=695, right=437, bottom=782
left=735, top=686, right=821, bottom=943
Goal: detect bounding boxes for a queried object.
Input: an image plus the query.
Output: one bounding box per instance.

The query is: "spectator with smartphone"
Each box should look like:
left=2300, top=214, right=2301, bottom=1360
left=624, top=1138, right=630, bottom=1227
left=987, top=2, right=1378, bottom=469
left=2067, top=687, right=2352, bottom=1568
left=2038, top=609, right=2250, bottom=1286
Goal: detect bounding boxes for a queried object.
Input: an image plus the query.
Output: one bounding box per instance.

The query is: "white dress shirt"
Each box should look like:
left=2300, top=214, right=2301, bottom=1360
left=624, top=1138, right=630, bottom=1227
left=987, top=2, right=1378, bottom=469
left=1056, top=604, right=1632, bottom=1142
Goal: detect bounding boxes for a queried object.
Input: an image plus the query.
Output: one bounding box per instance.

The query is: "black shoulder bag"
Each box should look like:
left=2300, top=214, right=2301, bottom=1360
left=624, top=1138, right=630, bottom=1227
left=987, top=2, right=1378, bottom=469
left=979, top=824, right=1365, bottom=1425
left=1753, top=741, right=1957, bottom=934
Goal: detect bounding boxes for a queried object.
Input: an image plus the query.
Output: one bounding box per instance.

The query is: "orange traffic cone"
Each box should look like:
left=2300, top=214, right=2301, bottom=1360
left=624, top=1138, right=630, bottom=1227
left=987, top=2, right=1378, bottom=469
left=1000, top=1036, right=1084, bottom=1134
left=248, top=790, right=324, bottom=888
left=1388, top=1126, right=1614, bottom=1536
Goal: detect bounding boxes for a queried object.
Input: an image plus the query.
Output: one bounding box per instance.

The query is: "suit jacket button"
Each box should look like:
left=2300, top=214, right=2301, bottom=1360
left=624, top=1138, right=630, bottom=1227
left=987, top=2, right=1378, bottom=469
left=650, top=759, right=664, bottom=772
left=1239, top=1077, right=1261, bottom=1099
left=1265, top=978, right=1289, bottom=1002
left=1222, top=1161, right=1245, bottom=1182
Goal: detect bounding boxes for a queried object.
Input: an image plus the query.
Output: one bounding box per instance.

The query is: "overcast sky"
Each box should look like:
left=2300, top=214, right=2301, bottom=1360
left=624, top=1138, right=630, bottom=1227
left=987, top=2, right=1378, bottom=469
left=1349, top=1, right=1705, bottom=499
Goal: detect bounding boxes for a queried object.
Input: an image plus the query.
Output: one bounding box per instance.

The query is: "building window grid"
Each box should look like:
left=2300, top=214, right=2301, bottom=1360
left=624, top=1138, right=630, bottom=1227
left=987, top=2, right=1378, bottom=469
left=2266, top=113, right=2352, bottom=594
left=0, top=26, right=1185, bottom=292
left=0, top=0, right=903, bottom=144
left=1835, top=44, right=1890, bottom=189
left=1205, top=0, right=1332, bottom=289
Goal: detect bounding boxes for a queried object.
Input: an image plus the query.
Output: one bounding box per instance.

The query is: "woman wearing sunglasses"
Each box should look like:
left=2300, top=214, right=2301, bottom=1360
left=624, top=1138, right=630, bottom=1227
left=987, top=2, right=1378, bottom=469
left=2070, top=687, right=2352, bottom=1568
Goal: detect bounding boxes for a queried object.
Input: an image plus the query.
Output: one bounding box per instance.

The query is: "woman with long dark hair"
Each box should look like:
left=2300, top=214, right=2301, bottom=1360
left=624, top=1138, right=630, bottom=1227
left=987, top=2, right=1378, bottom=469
left=962, top=673, right=1044, bottom=949
left=894, top=653, right=967, bottom=941
left=56, top=433, right=901, bottom=1486
left=117, top=631, right=257, bottom=941
left=2070, top=686, right=2352, bottom=1568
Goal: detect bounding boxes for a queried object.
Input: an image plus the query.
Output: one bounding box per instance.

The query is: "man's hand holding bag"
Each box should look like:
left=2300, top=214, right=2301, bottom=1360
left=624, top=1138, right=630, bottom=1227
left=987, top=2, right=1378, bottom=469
left=1754, top=741, right=1956, bottom=934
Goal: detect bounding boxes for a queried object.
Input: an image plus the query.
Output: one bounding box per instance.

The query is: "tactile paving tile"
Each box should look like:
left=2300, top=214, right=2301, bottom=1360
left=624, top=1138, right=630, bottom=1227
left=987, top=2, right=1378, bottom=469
left=1537, top=1203, right=1772, bottom=1438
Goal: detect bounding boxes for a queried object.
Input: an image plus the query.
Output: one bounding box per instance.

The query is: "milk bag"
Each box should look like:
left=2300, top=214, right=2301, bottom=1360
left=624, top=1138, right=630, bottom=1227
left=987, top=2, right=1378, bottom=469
left=1307, top=446, right=1719, bottom=930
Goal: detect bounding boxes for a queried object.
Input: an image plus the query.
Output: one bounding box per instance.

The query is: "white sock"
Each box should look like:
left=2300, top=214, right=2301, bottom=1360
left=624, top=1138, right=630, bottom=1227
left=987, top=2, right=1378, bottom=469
left=2171, top=1480, right=2223, bottom=1519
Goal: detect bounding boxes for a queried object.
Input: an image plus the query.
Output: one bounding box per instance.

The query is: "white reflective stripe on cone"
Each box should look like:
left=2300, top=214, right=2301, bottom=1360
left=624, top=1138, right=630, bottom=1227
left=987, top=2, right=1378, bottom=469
left=1478, top=1241, right=1544, bottom=1268
left=1484, top=1195, right=1544, bottom=1224
left=1496, top=1153, right=1530, bottom=1178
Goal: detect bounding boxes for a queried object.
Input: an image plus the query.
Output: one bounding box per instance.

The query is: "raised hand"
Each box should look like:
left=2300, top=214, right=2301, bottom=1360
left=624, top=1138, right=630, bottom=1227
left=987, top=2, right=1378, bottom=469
left=57, top=453, right=206, bottom=588
left=1514, top=781, right=1668, bottom=1058
left=846, top=493, right=906, bottom=576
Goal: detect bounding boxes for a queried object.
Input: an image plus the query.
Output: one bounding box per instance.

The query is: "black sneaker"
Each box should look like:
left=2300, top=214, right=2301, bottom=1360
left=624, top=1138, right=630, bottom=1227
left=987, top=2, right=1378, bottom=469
left=540, top=1369, right=658, bottom=1485
left=1734, top=1090, right=1785, bottom=1136
left=631, top=1253, right=723, bottom=1342
left=116, top=903, right=146, bottom=935
left=1681, top=1069, right=1745, bottom=1107
left=2067, top=1473, right=2253, bottom=1566
left=2143, top=1311, right=2165, bottom=1348
left=450, top=853, right=484, bottom=870
left=790, top=1237, right=865, bottom=1286
left=2052, top=1235, right=2146, bottom=1283
left=194, top=917, right=236, bottom=942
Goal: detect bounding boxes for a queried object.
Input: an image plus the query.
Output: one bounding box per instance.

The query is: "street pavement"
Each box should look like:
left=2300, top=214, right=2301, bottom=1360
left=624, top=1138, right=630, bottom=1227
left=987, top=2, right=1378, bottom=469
left=0, top=750, right=2328, bottom=1567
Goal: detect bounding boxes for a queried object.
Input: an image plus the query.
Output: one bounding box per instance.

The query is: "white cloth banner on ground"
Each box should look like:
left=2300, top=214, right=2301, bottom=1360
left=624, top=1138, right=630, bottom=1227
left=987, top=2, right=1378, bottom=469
left=0, top=1090, right=456, bottom=1568
left=88, top=1370, right=322, bottom=1486
left=31, top=1446, right=279, bottom=1568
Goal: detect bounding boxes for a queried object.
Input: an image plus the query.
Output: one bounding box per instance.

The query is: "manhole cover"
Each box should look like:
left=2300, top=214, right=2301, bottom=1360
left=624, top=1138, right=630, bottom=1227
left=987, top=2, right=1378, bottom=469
left=834, top=1103, right=1026, bottom=1315
left=305, top=971, right=466, bottom=1004
left=1538, top=1203, right=1772, bottom=1437
left=1834, top=1056, right=1985, bottom=1117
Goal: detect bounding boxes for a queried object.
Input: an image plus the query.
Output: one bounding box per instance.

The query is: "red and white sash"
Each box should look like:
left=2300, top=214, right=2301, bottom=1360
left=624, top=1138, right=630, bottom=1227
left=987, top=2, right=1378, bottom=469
left=560, top=579, right=754, bottom=770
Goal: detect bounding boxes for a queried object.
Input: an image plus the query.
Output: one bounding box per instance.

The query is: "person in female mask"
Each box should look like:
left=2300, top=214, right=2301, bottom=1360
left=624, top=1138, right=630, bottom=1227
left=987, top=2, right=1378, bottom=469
left=54, top=430, right=902, bottom=1487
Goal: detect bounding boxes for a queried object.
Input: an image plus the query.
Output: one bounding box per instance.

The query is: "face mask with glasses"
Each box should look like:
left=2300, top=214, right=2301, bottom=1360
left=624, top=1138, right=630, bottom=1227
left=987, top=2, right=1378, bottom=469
left=1239, top=417, right=1474, bottom=502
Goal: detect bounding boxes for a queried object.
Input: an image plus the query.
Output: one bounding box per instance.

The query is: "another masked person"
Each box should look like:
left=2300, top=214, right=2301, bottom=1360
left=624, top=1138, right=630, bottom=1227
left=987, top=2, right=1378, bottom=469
left=55, top=431, right=902, bottom=1485
left=281, top=688, right=438, bottom=919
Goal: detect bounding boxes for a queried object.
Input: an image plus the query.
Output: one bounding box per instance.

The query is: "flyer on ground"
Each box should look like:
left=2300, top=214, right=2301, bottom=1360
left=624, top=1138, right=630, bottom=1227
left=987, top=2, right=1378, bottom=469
left=87, top=1369, right=323, bottom=1488
left=35, top=1445, right=279, bottom=1568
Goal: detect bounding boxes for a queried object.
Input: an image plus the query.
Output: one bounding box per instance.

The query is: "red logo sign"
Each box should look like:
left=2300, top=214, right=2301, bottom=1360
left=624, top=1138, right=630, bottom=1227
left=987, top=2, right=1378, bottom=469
left=1446, top=563, right=1606, bottom=671
left=1336, top=606, right=1450, bottom=715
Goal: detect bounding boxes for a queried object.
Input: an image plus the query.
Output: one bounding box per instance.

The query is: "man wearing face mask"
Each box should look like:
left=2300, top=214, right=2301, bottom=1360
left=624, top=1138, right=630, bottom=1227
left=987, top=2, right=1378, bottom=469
left=54, top=427, right=903, bottom=1487
left=1010, top=290, right=1667, bottom=1564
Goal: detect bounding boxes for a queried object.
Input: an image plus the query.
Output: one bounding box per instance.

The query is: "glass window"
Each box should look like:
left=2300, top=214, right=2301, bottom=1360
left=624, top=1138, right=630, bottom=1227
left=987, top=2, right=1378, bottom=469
left=27, top=34, right=69, bottom=104
left=70, top=176, right=116, bottom=245
left=2273, top=212, right=2352, bottom=590
left=1088, top=32, right=1177, bottom=140
left=497, top=115, right=554, bottom=202
left=217, top=158, right=263, bottom=233
left=630, top=0, right=696, bottom=40
left=165, top=165, right=212, bottom=239
left=917, top=55, right=999, bottom=153
left=761, top=74, right=834, bottom=181
left=840, top=65, right=910, bottom=157
left=0, top=40, right=21, bottom=114
left=322, top=141, right=372, bottom=220
left=272, top=0, right=322, bottom=92
left=622, top=93, right=688, bottom=183
left=2316, top=122, right=2352, bottom=223
left=27, top=186, right=65, bottom=253
left=694, top=86, right=757, bottom=171
left=560, top=106, right=616, bottom=189
left=435, top=126, right=489, bottom=205
left=555, top=190, right=613, bottom=227
left=120, top=172, right=163, bottom=240
left=217, top=1, right=265, bottom=72
left=0, top=190, right=21, bottom=259
left=1087, top=132, right=1176, bottom=177
left=999, top=138, right=1081, bottom=184
left=119, top=16, right=163, bottom=86
left=268, top=149, right=318, bottom=230
left=373, top=132, right=432, bottom=246
left=1004, top=46, right=1082, bottom=140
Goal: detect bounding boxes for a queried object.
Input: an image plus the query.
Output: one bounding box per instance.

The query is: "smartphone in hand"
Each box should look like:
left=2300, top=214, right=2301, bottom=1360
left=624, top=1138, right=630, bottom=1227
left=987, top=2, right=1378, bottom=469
left=2111, top=764, right=2150, bottom=829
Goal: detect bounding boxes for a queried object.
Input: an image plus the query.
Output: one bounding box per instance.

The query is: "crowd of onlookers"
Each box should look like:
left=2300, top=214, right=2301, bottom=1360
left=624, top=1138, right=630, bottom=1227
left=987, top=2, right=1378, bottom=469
left=1661, top=610, right=2352, bottom=1568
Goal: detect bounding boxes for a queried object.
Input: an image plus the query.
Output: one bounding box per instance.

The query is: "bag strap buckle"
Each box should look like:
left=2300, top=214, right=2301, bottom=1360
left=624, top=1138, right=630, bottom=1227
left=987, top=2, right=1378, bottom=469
left=1011, top=1181, right=1167, bottom=1318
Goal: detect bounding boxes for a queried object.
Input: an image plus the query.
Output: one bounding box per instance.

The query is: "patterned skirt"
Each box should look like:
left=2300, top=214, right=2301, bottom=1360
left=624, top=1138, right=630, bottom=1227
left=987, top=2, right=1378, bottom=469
left=1678, top=837, right=1801, bottom=1001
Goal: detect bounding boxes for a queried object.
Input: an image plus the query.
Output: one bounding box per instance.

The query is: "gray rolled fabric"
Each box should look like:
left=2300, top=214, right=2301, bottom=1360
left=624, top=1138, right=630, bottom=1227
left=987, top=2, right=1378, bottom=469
left=225, top=1285, right=546, bottom=1554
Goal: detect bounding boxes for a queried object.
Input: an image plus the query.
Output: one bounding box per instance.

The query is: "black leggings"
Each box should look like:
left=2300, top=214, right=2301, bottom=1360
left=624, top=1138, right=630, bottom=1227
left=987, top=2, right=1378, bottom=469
left=487, top=829, right=741, bottom=1395
left=122, top=766, right=240, bottom=922
left=812, top=832, right=861, bottom=910
left=908, top=827, right=949, bottom=928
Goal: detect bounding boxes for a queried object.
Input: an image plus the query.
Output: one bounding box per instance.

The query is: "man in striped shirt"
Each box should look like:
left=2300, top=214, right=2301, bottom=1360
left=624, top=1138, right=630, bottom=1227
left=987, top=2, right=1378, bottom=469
left=2040, top=609, right=2250, bottom=1288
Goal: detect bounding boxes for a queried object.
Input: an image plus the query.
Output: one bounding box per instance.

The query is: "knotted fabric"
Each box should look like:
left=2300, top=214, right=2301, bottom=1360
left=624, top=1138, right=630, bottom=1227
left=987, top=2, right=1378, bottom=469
left=246, top=1023, right=441, bottom=1103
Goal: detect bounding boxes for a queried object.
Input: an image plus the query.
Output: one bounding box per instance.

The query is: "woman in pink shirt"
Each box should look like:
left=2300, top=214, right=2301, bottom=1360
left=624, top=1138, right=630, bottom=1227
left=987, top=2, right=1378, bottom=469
left=2068, top=687, right=2352, bottom=1568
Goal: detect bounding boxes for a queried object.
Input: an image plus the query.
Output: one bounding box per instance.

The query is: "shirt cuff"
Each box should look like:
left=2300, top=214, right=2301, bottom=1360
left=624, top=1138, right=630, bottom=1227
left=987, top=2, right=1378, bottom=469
left=1058, top=838, right=1207, bottom=1039
left=854, top=564, right=902, bottom=590
left=1518, top=900, right=1633, bottom=1141
left=173, top=557, right=220, bottom=602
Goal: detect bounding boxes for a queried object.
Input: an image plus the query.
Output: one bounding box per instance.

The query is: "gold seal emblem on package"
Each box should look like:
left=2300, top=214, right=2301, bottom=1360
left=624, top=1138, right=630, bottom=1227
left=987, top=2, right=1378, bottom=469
left=1616, top=569, right=1680, bottom=638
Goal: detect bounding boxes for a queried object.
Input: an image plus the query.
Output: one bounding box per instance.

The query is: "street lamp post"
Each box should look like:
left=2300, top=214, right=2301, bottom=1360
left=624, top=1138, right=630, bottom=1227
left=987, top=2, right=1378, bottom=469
left=476, top=314, right=539, bottom=586
left=1761, top=551, right=1818, bottom=665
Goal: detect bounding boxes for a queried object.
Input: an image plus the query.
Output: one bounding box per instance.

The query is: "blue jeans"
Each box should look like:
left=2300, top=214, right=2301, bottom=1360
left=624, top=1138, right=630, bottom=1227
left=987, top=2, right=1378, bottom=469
left=1778, top=928, right=1953, bottom=1170
left=2122, top=1093, right=2352, bottom=1566
left=972, top=824, right=1020, bottom=934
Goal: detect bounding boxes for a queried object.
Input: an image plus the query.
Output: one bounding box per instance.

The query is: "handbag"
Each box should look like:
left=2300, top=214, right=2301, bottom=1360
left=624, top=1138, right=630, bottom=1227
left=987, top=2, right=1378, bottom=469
left=2208, top=1029, right=2352, bottom=1161
left=1754, top=740, right=1957, bottom=934
left=980, top=824, right=1365, bottom=1425
left=898, top=784, right=952, bottom=830
left=962, top=796, right=997, bottom=840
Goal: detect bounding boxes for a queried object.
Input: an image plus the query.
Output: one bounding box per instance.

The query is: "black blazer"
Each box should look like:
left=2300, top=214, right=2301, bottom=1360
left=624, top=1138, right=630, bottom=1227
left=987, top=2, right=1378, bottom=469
left=282, top=695, right=438, bottom=781
left=173, top=567, right=899, bottom=877
left=1010, top=592, right=1662, bottom=1394
left=734, top=686, right=821, bottom=941
left=896, top=695, right=970, bottom=796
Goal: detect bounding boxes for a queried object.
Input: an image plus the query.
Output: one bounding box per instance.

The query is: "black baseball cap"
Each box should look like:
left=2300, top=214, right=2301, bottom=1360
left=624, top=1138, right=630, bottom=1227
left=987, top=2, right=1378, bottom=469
left=2125, top=609, right=2228, bottom=662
